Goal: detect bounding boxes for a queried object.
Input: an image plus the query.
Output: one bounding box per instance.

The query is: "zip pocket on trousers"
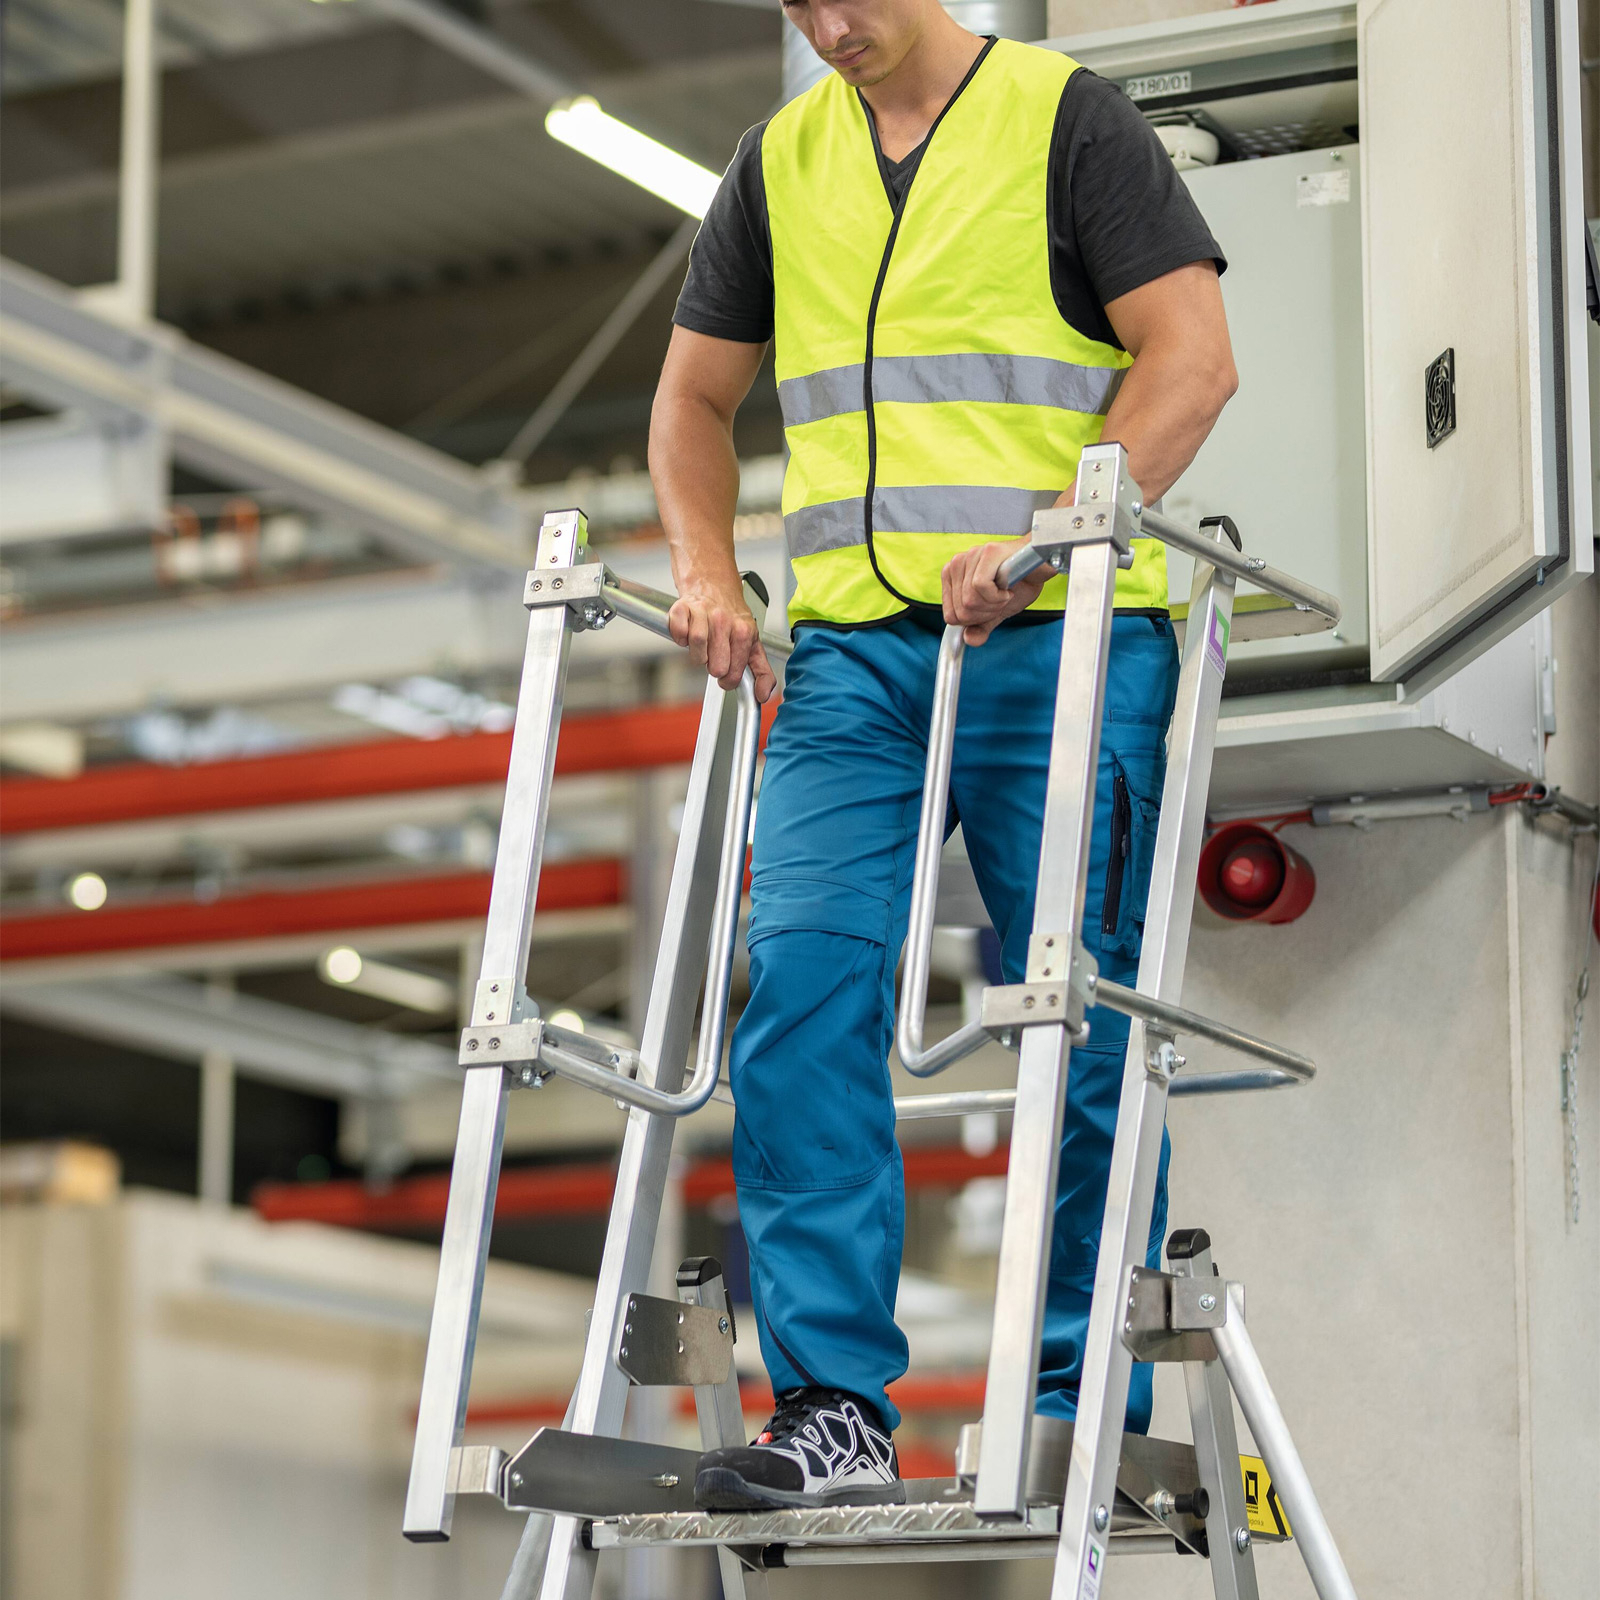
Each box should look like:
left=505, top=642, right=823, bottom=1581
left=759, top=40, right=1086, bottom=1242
left=1103, top=773, right=1131, bottom=937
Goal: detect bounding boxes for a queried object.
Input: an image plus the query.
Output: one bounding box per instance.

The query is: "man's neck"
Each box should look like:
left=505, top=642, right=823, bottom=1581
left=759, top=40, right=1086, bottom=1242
left=858, top=16, right=986, bottom=162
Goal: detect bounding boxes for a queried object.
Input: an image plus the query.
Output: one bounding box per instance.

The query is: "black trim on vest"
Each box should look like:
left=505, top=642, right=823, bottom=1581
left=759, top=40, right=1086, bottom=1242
left=857, top=36, right=998, bottom=615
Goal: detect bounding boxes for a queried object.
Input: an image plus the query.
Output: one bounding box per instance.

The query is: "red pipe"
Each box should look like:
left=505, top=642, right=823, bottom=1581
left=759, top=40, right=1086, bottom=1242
left=0, top=857, right=622, bottom=963
left=254, top=1141, right=1009, bottom=1230
left=0, top=701, right=779, bottom=837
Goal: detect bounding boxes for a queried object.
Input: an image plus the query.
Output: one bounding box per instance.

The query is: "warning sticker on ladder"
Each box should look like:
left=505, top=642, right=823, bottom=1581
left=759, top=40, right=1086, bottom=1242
left=1241, top=1455, right=1293, bottom=1541
left=1077, top=1536, right=1105, bottom=1599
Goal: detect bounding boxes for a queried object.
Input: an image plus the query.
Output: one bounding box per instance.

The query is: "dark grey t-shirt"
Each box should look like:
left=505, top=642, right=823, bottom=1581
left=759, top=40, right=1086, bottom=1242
left=673, top=66, right=1226, bottom=353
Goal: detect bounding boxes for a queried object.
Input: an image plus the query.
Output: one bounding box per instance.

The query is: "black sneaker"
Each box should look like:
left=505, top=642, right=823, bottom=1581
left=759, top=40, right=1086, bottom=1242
left=694, top=1387, right=906, bottom=1510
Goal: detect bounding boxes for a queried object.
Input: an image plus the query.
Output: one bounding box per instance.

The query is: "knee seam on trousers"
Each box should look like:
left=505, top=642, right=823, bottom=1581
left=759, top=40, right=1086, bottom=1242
left=734, top=1147, right=896, bottom=1195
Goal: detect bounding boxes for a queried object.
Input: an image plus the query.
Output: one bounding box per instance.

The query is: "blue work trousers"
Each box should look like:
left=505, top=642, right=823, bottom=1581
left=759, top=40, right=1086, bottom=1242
left=728, top=611, right=1181, bottom=1433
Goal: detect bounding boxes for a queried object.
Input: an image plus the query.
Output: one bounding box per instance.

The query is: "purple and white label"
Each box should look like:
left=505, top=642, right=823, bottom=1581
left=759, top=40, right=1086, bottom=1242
left=1205, top=602, right=1231, bottom=677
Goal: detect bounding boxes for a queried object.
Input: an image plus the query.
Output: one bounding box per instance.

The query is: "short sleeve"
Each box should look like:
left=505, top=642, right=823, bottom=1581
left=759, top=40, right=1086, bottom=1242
left=672, top=121, right=775, bottom=345
left=1049, top=72, right=1227, bottom=350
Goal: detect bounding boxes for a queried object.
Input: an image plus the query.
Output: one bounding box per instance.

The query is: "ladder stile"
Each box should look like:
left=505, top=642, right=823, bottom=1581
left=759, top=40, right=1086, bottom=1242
left=1051, top=541, right=1236, bottom=1596
left=1174, top=1241, right=1261, bottom=1600
left=973, top=534, right=1120, bottom=1519
left=404, top=516, right=582, bottom=1541
left=538, top=677, right=745, bottom=1600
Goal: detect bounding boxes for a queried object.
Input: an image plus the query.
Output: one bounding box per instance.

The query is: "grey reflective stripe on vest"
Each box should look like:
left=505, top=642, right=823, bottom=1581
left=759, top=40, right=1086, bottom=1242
left=785, top=485, right=1060, bottom=558
left=778, top=353, right=1124, bottom=428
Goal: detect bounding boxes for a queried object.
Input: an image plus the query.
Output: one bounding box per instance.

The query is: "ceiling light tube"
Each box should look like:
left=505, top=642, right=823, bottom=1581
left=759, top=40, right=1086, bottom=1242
left=545, top=96, right=720, bottom=219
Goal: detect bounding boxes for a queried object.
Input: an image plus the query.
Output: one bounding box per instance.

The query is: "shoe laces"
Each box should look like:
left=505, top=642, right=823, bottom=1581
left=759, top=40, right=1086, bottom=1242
left=756, top=1386, right=838, bottom=1446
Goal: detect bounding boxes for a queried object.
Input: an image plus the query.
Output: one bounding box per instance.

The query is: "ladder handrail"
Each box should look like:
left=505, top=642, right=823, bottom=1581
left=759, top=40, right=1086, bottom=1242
left=998, top=503, right=1341, bottom=628
left=601, top=570, right=794, bottom=661
left=533, top=671, right=760, bottom=1119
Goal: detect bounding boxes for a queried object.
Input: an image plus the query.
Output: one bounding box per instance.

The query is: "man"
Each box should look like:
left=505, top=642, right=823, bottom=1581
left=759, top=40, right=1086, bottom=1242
left=649, top=0, right=1235, bottom=1511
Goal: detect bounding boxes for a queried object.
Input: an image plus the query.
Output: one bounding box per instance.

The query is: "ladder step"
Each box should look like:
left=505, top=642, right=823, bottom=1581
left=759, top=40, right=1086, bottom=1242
left=587, top=1492, right=1058, bottom=1551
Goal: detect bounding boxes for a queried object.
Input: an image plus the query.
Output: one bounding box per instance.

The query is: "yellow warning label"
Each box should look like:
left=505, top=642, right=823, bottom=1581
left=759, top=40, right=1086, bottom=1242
left=1240, top=1455, right=1293, bottom=1541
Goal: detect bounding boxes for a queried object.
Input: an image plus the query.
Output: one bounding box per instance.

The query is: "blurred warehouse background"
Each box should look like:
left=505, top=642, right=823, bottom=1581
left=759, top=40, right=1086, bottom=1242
left=1, top=3, right=1598, bottom=1599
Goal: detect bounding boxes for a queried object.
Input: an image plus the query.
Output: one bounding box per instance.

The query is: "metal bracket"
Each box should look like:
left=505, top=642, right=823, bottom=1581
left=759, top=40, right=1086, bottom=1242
left=1120, top=1265, right=1241, bottom=1364
left=447, top=1444, right=505, bottom=1498
left=615, top=1291, right=735, bottom=1387
left=982, top=981, right=1081, bottom=1036
left=458, top=1018, right=542, bottom=1068
left=500, top=1428, right=702, bottom=1516
left=524, top=561, right=605, bottom=609
left=985, top=935, right=1097, bottom=1035
left=1029, top=442, right=1140, bottom=571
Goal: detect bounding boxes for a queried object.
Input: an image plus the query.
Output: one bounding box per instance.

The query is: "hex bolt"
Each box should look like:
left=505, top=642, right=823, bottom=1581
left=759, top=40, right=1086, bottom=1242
left=1235, top=1527, right=1251, bottom=1553
left=1093, top=1504, right=1109, bottom=1532
left=1198, top=1292, right=1217, bottom=1312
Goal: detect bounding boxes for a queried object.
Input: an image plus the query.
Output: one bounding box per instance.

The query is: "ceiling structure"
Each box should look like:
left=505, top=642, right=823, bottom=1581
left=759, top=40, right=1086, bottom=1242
left=0, top=1, right=804, bottom=1212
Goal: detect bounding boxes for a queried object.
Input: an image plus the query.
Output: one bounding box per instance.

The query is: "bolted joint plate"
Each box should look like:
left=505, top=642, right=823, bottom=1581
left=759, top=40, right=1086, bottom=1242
left=1120, top=1266, right=1239, bottom=1363
left=524, top=561, right=606, bottom=610
left=984, top=935, right=1097, bottom=1034
left=616, top=1291, right=734, bottom=1387
left=982, top=981, right=1082, bottom=1036
left=459, top=1018, right=542, bottom=1068
left=1030, top=440, right=1140, bottom=569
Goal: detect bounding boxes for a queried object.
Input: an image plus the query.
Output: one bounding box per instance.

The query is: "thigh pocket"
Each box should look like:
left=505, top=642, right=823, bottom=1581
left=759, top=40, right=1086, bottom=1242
left=1099, top=749, right=1163, bottom=959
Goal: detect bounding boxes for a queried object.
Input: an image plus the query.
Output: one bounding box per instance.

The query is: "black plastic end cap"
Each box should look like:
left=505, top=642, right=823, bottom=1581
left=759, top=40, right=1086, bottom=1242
left=676, top=1255, right=724, bottom=1288
left=1166, top=1228, right=1211, bottom=1261
left=740, top=570, right=770, bottom=608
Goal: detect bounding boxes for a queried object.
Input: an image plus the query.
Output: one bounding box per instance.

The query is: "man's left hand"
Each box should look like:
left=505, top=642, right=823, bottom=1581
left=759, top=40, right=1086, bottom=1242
left=941, top=538, right=1049, bottom=646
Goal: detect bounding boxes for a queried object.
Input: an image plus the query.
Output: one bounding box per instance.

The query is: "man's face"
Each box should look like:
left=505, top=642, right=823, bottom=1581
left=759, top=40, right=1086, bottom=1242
left=780, top=1, right=934, bottom=87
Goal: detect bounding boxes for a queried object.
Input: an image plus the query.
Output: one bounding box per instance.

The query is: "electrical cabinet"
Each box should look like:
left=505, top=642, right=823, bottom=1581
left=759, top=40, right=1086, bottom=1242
left=1058, top=0, right=1595, bottom=807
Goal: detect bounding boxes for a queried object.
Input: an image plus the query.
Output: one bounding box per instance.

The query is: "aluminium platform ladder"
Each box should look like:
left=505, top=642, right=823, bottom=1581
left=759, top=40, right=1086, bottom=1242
left=402, top=441, right=1359, bottom=1600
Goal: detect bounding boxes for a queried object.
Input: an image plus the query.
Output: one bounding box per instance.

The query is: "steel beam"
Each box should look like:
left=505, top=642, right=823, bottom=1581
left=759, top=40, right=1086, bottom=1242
left=0, top=260, right=530, bottom=572
left=0, top=972, right=458, bottom=1099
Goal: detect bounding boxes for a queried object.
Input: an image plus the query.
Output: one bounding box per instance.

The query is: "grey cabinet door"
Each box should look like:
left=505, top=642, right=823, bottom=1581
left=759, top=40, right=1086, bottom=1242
left=1359, top=0, right=1592, bottom=685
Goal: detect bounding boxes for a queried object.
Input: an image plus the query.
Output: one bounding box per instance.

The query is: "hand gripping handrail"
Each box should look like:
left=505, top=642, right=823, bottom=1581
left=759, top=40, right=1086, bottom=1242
left=895, top=491, right=1326, bottom=1096
left=533, top=668, right=760, bottom=1118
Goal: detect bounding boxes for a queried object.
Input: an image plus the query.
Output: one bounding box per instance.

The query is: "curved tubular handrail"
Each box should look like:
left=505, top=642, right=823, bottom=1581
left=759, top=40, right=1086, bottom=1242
left=601, top=571, right=794, bottom=660
left=895, top=623, right=993, bottom=1079
left=1090, top=976, right=1316, bottom=1082
left=996, top=511, right=1341, bottom=630
left=535, top=671, right=761, bottom=1117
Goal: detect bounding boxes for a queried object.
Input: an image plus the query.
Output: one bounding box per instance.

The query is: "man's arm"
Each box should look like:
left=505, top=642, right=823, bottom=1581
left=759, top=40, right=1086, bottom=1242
left=649, top=325, right=778, bottom=701
left=941, top=259, right=1237, bottom=645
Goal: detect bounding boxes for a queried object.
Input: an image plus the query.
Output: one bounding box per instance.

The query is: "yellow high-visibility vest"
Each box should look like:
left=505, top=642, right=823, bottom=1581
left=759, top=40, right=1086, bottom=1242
left=762, top=38, right=1167, bottom=628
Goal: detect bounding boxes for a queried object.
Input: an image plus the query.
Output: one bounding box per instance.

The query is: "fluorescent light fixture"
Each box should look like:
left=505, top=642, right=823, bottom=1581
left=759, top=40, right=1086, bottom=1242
left=67, top=871, right=107, bottom=911
left=319, top=947, right=456, bottom=1014
left=545, top=96, right=720, bottom=219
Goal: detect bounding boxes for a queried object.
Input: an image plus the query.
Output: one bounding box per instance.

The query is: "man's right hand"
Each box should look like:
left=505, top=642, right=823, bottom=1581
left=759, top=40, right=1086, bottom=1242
left=668, top=576, right=778, bottom=703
